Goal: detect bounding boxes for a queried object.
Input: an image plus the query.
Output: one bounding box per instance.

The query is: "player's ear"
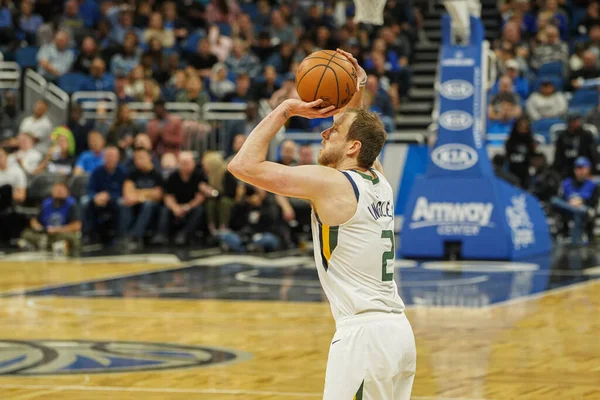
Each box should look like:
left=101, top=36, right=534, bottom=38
left=347, top=140, right=362, bottom=158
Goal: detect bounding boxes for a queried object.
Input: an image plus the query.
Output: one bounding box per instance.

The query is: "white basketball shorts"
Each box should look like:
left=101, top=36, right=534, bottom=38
left=322, top=312, right=416, bottom=400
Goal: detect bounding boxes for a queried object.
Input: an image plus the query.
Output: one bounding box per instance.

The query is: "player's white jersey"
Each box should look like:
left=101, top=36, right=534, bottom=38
left=310, top=168, right=405, bottom=322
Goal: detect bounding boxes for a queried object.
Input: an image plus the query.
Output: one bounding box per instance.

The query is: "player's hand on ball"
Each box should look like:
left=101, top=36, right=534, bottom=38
left=336, top=48, right=366, bottom=91
left=283, top=99, right=338, bottom=119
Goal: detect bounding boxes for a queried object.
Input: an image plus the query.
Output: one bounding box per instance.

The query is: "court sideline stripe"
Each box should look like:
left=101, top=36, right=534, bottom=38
left=0, top=383, right=488, bottom=399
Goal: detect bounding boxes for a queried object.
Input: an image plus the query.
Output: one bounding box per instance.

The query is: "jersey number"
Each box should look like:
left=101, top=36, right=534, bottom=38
left=381, top=230, right=394, bottom=281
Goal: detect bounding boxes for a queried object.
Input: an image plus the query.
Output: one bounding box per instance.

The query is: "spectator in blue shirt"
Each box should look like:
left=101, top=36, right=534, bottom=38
left=18, top=1, right=44, bottom=45
left=110, top=32, right=141, bottom=78
left=0, top=0, right=14, bottom=44
left=82, top=58, right=115, bottom=92
left=74, top=131, right=105, bottom=175
left=552, top=157, right=599, bottom=244
left=83, top=147, right=125, bottom=243
left=37, top=30, right=75, bottom=82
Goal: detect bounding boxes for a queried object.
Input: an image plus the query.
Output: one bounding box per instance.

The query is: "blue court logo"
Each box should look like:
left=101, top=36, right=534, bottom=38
left=431, top=144, right=478, bottom=171
left=0, top=340, right=250, bottom=375
left=439, top=111, right=473, bottom=131
left=439, top=80, right=474, bottom=100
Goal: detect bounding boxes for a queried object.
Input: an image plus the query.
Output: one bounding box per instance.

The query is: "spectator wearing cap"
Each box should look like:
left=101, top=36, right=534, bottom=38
left=488, top=75, right=522, bottom=132
left=187, top=38, right=219, bottom=79
left=497, top=59, right=530, bottom=99
left=37, top=30, right=75, bottom=82
left=225, top=39, right=261, bottom=78
left=553, top=114, right=599, bottom=178
left=110, top=32, right=141, bottom=78
left=525, top=78, right=567, bottom=122
left=223, top=73, right=253, bottom=103
left=551, top=157, right=599, bottom=244
left=72, top=36, right=99, bottom=75
left=530, top=26, right=569, bottom=71
left=252, top=31, right=276, bottom=63
left=568, top=50, right=599, bottom=92
left=8, top=132, right=42, bottom=176
left=266, top=42, right=295, bottom=75
left=146, top=100, right=183, bottom=156
left=19, top=99, right=53, bottom=154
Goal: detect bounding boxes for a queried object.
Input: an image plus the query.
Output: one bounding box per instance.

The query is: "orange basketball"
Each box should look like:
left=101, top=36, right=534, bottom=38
left=295, top=50, right=358, bottom=109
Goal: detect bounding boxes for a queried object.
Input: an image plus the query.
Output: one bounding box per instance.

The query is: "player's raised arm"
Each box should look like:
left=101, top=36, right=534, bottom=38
left=227, top=99, right=342, bottom=201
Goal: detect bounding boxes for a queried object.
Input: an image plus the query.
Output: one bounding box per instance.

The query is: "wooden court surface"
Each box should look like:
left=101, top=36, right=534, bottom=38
left=0, top=258, right=599, bottom=400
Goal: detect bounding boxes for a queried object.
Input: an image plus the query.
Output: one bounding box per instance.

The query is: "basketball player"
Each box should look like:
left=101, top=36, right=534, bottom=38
left=228, top=49, right=416, bottom=399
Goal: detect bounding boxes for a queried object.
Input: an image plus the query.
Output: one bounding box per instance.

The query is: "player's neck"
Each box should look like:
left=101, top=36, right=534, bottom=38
left=335, top=159, right=363, bottom=172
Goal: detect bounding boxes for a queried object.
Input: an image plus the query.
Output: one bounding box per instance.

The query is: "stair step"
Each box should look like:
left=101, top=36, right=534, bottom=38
left=395, top=114, right=433, bottom=128
left=415, top=42, right=439, bottom=52
left=414, top=51, right=439, bottom=62
left=413, top=75, right=435, bottom=87
left=399, top=102, right=433, bottom=113
left=412, top=62, right=438, bottom=73
left=425, top=17, right=499, bottom=30
left=409, top=88, right=436, bottom=100
left=427, top=9, right=498, bottom=19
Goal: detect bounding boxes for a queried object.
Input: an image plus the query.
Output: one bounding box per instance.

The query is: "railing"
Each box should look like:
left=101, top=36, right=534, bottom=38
left=72, top=91, right=118, bottom=122
left=202, top=102, right=248, bottom=156
left=0, top=62, right=21, bottom=90
left=24, top=70, right=69, bottom=125
left=24, top=69, right=46, bottom=116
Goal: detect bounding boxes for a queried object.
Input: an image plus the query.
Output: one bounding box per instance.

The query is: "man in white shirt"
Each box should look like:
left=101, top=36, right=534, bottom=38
left=8, top=132, right=43, bottom=175
left=19, top=100, right=54, bottom=154
left=0, top=147, right=27, bottom=211
left=37, top=30, right=75, bottom=81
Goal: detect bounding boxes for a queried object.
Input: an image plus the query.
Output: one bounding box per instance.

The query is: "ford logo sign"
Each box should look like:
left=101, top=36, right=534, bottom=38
left=439, top=111, right=473, bottom=131
left=431, top=143, right=478, bottom=170
left=439, top=80, right=474, bottom=100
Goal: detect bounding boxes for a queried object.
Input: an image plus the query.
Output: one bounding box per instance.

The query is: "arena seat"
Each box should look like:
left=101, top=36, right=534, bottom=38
left=537, top=61, right=565, bottom=77
left=68, top=174, right=90, bottom=200
left=15, top=47, right=39, bottom=69
left=58, top=73, right=92, bottom=94
left=532, top=117, right=565, bottom=143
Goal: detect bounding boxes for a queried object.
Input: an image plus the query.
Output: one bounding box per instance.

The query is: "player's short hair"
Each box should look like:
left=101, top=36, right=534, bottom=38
left=346, top=108, right=386, bottom=169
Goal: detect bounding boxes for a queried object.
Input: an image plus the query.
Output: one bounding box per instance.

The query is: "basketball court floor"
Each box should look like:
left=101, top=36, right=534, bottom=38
left=0, top=242, right=598, bottom=400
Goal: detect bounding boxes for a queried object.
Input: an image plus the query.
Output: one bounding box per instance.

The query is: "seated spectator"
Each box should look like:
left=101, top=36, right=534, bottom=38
left=110, top=32, right=141, bottom=78
left=74, top=131, right=105, bottom=175
left=144, top=12, right=175, bottom=49
left=492, top=154, right=521, bottom=187
left=529, top=152, right=562, bottom=203
left=225, top=39, right=261, bottom=78
left=553, top=114, right=599, bottom=178
left=162, top=0, right=190, bottom=44
left=123, top=133, right=161, bottom=173
left=160, top=152, right=178, bottom=179
left=202, top=151, right=232, bottom=236
left=269, top=9, right=295, bottom=44
left=587, top=24, right=600, bottom=60
left=505, top=117, right=536, bottom=188
left=0, top=91, right=21, bottom=147
left=37, top=30, right=75, bottom=82
left=8, top=133, right=42, bottom=175
left=497, top=21, right=529, bottom=62
left=223, top=73, right=253, bottom=103
left=19, top=182, right=81, bottom=255
left=209, top=63, right=236, bottom=100
left=146, top=100, right=183, bottom=156
left=530, top=26, right=569, bottom=71
left=59, top=0, right=87, bottom=44
left=153, top=151, right=207, bottom=245
left=34, top=128, right=76, bottom=176
left=83, top=147, right=125, bottom=243
left=576, top=1, right=600, bottom=37
left=18, top=0, right=44, bottom=45
left=365, top=75, right=396, bottom=132
left=278, top=139, right=298, bottom=166
left=125, top=66, right=146, bottom=100
left=82, top=58, right=115, bottom=92
left=220, top=185, right=283, bottom=253
left=266, top=42, right=295, bottom=75
left=119, top=148, right=163, bottom=250
left=68, top=104, right=94, bottom=156
left=488, top=75, right=522, bottom=130
left=568, top=50, right=599, bottom=91
left=551, top=157, right=599, bottom=244
left=525, top=79, right=567, bottom=121
left=251, top=65, right=280, bottom=101
left=108, top=7, right=136, bottom=45
left=72, top=36, right=98, bottom=75
left=187, top=38, right=219, bottom=79
left=106, top=104, right=139, bottom=154
left=539, top=0, right=568, bottom=38
left=0, top=147, right=26, bottom=212
left=175, top=76, right=210, bottom=114
left=502, top=59, right=530, bottom=100
left=19, top=100, right=53, bottom=154
left=570, top=42, right=587, bottom=72
left=252, top=31, right=276, bottom=64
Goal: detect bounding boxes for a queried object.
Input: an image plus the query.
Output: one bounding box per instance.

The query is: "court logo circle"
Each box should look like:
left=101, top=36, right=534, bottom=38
left=0, top=340, right=251, bottom=375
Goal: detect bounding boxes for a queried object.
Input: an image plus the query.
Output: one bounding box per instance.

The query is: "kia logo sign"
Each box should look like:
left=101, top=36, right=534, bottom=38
left=431, top=144, right=478, bottom=170
left=439, top=111, right=473, bottom=131
left=439, top=80, right=474, bottom=100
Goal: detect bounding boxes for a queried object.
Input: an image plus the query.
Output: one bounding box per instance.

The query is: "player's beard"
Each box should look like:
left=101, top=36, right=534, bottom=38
left=318, top=147, right=344, bottom=169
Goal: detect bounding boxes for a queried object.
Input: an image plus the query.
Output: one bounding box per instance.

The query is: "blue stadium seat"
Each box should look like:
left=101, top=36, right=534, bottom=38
left=183, top=30, right=206, bottom=54
left=570, top=88, right=598, bottom=107
left=15, top=47, right=39, bottom=69
left=537, top=61, right=564, bottom=77
left=240, top=2, right=258, bottom=18
left=216, top=22, right=232, bottom=37
left=532, top=75, right=564, bottom=92
left=532, top=117, right=565, bottom=143
left=58, top=73, right=92, bottom=94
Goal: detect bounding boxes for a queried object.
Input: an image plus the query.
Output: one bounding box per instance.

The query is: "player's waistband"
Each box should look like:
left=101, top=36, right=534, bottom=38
left=335, top=311, right=406, bottom=329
